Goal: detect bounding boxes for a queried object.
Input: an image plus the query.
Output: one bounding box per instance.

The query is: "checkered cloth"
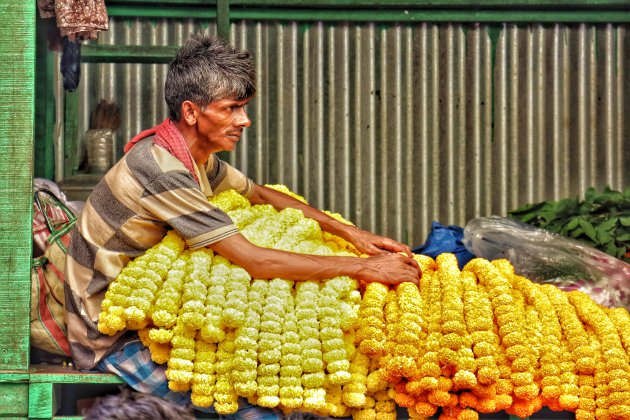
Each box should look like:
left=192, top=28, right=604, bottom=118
left=97, top=339, right=282, bottom=419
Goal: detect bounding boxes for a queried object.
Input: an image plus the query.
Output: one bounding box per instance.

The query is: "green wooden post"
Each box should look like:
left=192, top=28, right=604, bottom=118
left=0, top=0, right=35, bottom=371
left=28, top=382, right=58, bottom=419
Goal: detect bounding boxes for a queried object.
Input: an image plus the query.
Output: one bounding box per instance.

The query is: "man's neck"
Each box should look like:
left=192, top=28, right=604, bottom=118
left=173, top=119, right=211, bottom=167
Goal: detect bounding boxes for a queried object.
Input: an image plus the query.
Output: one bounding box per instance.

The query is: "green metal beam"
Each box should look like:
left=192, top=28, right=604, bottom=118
left=231, top=7, right=630, bottom=22
left=82, top=44, right=179, bottom=63
left=217, top=0, right=230, bottom=40
left=106, top=5, right=630, bottom=22
left=106, top=0, right=630, bottom=7
left=107, top=5, right=217, bottom=18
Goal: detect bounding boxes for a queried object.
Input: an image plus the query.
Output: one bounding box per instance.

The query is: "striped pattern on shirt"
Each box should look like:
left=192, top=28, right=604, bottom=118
left=65, top=137, right=254, bottom=369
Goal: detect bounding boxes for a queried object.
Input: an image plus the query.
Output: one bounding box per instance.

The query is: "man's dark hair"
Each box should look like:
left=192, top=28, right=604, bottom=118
left=165, top=34, right=256, bottom=121
left=84, top=388, right=195, bottom=420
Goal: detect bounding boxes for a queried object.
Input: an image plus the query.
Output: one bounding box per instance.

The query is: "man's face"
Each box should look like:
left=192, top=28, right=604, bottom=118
left=196, top=97, right=251, bottom=153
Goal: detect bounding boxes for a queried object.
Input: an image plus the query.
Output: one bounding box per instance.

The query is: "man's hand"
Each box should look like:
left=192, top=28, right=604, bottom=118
left=212, top=233, right=421, bottom=285
left=344, top=226, right=413, bottom=257
left=353, top=253, right=421, bottom=285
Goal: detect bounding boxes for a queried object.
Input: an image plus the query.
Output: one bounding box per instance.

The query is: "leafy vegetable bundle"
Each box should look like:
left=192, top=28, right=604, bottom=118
left=509, top=186, right=630, bottom=263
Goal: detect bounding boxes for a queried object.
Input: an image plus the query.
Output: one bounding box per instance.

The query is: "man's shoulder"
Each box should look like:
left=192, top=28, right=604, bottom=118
left=126, top=137, right=188, bottom=175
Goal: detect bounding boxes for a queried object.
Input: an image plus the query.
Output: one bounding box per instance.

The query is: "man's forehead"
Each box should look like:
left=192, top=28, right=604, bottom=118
left=213, top=97, right=251, bottom=106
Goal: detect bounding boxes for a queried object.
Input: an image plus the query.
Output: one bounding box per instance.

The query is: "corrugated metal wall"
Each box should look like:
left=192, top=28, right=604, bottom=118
left=71, top=19, right=629, bottom=246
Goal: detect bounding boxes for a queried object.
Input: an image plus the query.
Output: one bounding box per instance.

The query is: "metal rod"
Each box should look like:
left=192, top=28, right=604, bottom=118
left=217, top=0, right=230, bottom=41
left=106, top=5, right=630, bottom=23
left=106, top=0, right=630, bottom=8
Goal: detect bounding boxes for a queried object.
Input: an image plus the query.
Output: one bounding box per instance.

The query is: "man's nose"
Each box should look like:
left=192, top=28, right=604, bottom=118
left=235, top=108, right=251, bottom=127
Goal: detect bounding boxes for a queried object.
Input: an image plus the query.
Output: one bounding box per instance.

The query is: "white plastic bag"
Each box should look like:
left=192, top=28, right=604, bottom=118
left=463, top=216, right=630, bottom=310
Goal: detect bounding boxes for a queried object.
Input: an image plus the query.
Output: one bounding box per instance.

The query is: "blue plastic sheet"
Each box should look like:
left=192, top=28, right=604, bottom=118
left=412, top=221, right=475, bottom=269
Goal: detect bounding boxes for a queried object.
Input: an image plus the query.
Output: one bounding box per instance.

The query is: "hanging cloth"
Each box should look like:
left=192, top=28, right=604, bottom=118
left=37, top=0, right=108, bottom=41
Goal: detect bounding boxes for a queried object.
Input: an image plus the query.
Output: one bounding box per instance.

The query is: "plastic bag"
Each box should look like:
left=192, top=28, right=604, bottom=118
left=33, top=178, right=84, bottom=255
left=463, top=216, right=630, bottom=310
left=412, top=221, right=475, bottom=269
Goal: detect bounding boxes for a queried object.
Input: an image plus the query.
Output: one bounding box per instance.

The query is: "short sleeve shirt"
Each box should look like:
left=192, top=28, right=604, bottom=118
left=64, top=138, right=253, bottom=369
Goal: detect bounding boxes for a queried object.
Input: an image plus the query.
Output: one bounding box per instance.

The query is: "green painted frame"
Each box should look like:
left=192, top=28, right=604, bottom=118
left=20, top=1, right=629, bottom=418
left=0, top=0, right=35, bottom=372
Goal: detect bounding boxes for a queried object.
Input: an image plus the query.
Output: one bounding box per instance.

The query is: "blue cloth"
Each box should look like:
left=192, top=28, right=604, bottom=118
left=97, top=339, right=282, bottom=419
left=412, top=221, right=475, bottom=269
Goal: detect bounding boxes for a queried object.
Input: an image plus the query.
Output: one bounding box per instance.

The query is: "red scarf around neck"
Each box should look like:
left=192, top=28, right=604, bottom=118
left=124, top=118, right=199, bottom=184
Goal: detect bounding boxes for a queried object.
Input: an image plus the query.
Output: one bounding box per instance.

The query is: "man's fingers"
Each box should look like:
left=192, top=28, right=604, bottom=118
left=405, top=256, right=421, bottom=271
left=377, top=239, right=413, bottom=257
left=364, top=242, right=389, bottom=255
left=402, top=245, right=413, bottom=257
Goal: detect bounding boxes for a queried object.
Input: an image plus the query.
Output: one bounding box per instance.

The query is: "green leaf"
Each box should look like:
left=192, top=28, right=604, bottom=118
left=597, top=217, right=618, bottom=232
left=616, top=233, right=630, bottom=242
left=620, top=217, right=630, bottom=227
left=509, top=202, right=545, bottom=215
left=571, top=227, right=584, bottom=238
left=565, top=217, right=580, bottom=231
left=578, top=219, right=599, bottom=243
left=596, top=229, right=613, bottom=245
left=558, top=197, right=579, bottom=213
left=584, top=187, right=597, bottom=203
left=518, top=213, right=540, bottom=224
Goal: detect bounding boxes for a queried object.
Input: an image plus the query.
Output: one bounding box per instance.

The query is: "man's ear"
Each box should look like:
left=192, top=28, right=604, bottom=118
left=181, top=101, right=198, bottom=125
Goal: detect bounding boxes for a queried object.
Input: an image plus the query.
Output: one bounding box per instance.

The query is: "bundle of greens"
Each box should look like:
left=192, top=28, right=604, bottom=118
left=509, top=186, right=630, bottom=263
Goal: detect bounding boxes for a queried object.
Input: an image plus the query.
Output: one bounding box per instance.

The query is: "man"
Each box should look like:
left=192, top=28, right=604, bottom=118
left=64, top=34, right=421, bottom=417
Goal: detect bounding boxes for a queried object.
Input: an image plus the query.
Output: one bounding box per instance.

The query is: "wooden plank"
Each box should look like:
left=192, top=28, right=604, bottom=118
left=29, top=365, right=123, bottom=384
left=0, top=0, right=35, bottom=371
left=28, top=382, right=55, bottom=419
left=0, top=383, right=29, bottom=417
left=0, top=372, right=29, bottom=383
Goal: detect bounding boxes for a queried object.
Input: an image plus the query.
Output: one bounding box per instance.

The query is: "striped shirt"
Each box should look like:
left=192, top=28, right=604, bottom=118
left=64, top=137, right=254, bottom=369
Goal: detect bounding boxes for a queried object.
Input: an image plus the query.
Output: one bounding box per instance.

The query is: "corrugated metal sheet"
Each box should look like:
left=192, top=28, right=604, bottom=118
left=70, top=19, right=629, bottom=246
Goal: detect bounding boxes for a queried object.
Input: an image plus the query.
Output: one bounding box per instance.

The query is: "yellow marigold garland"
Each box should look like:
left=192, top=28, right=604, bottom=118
left=278, top=282, right=304, bottom=410
left=296, top=281, right=327, bottom=412
left=319, top=278, right=352, bottom=386
left=214, top=330, right=239, bottom=414
left=98, top=230, right=185, bottom=335
left=544, top=285, right=587, bottom=412
left=569, top=291, right=630, bottom=419
left=190, top=335, right=218, bottom=407
left=256, top=278, right=287, bottom=408
left=608, top=308, right=630, bottom=359
left=356, top=283, right=389, bottom=357
left=97, top=186, right=630, bottom=420
left=232, top=280, right=262, bottom=398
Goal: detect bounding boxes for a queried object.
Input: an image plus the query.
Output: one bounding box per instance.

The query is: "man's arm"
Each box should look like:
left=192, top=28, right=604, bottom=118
left=248, top=184, right=412, bottom=257
left=209, top=233, right=420, bottom=285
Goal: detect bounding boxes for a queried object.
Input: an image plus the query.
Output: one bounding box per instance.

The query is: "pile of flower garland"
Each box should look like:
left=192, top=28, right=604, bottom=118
left=98, top=186, right=630, bottom=420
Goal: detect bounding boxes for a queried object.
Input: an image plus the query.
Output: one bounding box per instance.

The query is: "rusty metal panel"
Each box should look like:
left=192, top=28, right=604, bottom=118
left=70, top=20, right=629, bottom=247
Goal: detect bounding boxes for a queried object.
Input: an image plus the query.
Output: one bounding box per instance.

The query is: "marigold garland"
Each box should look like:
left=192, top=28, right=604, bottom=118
left=97, top=186, right=630, bottom=419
